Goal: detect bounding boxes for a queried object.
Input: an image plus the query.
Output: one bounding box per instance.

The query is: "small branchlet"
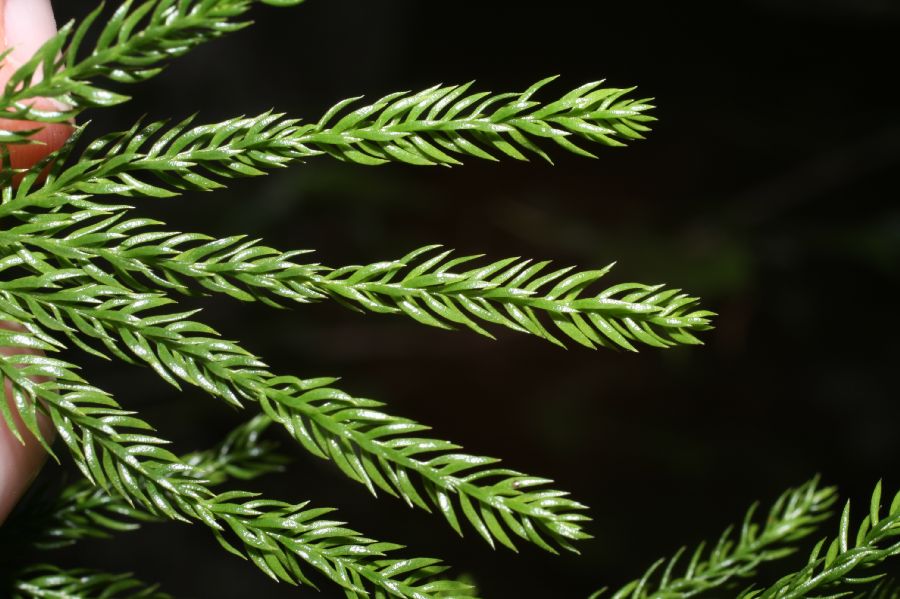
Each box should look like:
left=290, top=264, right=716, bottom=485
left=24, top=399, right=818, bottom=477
left=0, top=0, right=306, bottom=122
left=9, top=564, right=171, bottom=599
left=740, top=482, right=900, bottom=599
left=593, top=478, right=837, bottom=599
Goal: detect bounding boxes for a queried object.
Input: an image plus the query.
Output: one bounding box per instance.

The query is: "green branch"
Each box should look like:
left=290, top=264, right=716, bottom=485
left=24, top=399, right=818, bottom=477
left=0, top=0, right=304, bottom=121
left=2, top=415, right=287, bottom=551
left=740, top=482, right=900, bottom=599
left=592, top=478, right=836, bottom=599
left=0, top=330, right=472, bottom=599
left=0, top=205, right=712, bottom=351
left=0, top=272, right=591, bottom=554
left=182, top=413, right=287, bottom=485
left=297, top=75, right=654, bottom=165
left=9, top=565, right=170, bottom=599
left=1, top=77, right=652, bottom=216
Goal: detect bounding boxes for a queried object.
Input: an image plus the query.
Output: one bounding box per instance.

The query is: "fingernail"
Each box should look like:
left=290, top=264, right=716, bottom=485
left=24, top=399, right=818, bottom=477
left=1, top=0, right=60, bottom=90
left=3, top=0, right=58, bottom=67
left=0, top=380, right=47, bottom=526
left=1, top=0, right=71, bottom=114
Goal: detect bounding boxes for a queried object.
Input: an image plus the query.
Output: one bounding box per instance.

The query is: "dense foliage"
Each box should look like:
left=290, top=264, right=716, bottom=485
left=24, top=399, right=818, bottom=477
left=0, top=2, right=896, bottom=598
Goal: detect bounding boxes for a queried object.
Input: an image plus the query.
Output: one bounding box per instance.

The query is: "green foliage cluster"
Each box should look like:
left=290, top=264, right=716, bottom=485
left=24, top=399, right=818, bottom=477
left=0, top=1, right=895, bottom=598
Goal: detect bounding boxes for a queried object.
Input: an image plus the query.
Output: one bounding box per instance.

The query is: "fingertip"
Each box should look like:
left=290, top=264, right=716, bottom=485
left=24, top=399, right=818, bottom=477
left=0, top=0, right=72, bottom=180
left=0, top=0, right=59, bottom=89
left=0, top=322, right=54, bottom=526
left=0, top=383, right=51, bottom=525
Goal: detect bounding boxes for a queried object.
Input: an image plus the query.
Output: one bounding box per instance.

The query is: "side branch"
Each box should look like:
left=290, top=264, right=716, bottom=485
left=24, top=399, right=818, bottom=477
left=1, top=78, right=652, bottom=214
left=1, top=415, right=287, bottom=550
left=1, top=208, right=713, bottom=351
left=0, top=328, right=473, bottom=599
left=0, top=0, right=306, bottom=120
left=0, top=272, right=592, bottom=553
left=592, top=479, right=836, bottom=599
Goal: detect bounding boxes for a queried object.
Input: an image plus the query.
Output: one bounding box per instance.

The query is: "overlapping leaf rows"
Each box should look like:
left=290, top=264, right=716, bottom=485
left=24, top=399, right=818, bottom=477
left=592, top=479, right=837, bottom=599
left=1, top=203, right=713, bottom=351
left=3, top=415, right=286, bottom=551
left=0, top=0, right=721, bottom=596
left=312, top=244, right=710, bottom=351
left=11, top=565, right=171, bottom=599
left=3, top=78, right=653, bottom=212
left=0, top=330, right=474, bottom=599
left=591, top=480, right=900, bottom=599
left=740, top=482, right=900, bottom=599
left=0, top=0, right=306, bottom=121
left=301, top=75, right=654, bottom=165
left=0, top=268, right=592, bottom=553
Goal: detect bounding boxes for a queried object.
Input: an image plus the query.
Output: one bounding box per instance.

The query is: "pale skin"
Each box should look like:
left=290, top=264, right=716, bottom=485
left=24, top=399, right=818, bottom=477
left=0, top=0, right=75, bottom=524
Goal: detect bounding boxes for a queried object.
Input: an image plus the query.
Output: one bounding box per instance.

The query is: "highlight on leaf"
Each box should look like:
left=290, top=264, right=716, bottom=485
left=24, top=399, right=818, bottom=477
left=0, top=271, right=592, bottom=554
left=2, top=76, right=653, bottom=215
left=304, top=75, right=654, bottom=166
left=9, top=564, right=170, bottom=599
left=0, top=328, right=477, bottom=599
left=0, top=1, right=754, bottom=597
left=1, top=415, right=287, bottom=551
left=0, top=203, right=713, bottom=351
left=739, top=481, right=900, bottom=599
left=0, top=0, right=304, bottom=122
left=592, top=478, right=837, bottom=599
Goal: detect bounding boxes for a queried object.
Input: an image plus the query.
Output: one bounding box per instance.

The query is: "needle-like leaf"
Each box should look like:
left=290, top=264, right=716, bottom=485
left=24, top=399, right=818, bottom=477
left=0, top=328, right=476, bottom=599
left=592, top=479, right=837, bottom=599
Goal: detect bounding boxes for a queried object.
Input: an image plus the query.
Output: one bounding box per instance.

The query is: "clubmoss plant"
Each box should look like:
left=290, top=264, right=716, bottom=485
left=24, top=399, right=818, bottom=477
left=0, top=2, right=895, bottom=598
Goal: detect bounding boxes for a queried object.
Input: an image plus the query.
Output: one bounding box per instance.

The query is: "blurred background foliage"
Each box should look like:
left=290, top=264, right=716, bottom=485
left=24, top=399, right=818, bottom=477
left=21, top=1, right=900, bottom=596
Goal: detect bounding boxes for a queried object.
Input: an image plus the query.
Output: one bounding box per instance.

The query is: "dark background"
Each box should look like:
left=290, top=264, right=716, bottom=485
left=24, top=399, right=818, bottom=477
left=14, top=1, right=900, bottom=597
